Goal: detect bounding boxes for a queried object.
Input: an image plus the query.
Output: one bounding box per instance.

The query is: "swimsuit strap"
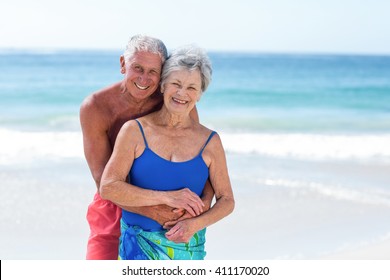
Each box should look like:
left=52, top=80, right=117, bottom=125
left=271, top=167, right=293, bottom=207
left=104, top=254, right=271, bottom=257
left=134, top=119, right=149, bottom=148
left=199, top=131, right=217, bottom=155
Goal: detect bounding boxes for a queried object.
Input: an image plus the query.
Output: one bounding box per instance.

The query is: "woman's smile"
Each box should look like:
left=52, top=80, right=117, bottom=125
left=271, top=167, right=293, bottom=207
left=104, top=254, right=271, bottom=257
left=172, top=97, right=188, bottom=104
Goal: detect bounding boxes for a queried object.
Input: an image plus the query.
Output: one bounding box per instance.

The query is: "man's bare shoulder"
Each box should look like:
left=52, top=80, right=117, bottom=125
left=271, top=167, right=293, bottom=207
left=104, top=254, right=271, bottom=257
left=81, top=82, right=121, bottom=110
left=80, top=82, right=121, bottom=129
left=81, top=82, right=123, bottom=117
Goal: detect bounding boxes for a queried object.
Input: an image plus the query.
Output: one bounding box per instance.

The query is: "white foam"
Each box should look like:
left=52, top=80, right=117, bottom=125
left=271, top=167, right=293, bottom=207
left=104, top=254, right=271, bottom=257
left=221, top=132, right=390, bottom=162
left=0, top=128, right=83, bottom=164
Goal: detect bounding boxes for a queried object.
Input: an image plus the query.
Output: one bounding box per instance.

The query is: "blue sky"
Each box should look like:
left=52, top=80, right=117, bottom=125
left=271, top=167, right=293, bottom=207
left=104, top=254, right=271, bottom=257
left=1, top=0, right=390, bottom=54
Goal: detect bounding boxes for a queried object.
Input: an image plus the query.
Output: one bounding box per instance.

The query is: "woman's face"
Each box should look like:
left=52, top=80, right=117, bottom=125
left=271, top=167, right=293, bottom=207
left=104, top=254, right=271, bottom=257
left=161, top=69, right=202, bottom=115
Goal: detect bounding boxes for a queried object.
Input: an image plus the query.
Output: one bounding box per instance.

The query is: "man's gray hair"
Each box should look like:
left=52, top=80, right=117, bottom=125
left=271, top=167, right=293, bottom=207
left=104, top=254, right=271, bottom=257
left=123, top=34, right=168, bottom=64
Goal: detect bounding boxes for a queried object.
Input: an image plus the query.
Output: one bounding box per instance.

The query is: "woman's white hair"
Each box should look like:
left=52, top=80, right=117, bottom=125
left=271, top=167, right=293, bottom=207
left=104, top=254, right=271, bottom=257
left=161, top=45, right=212, bottom=93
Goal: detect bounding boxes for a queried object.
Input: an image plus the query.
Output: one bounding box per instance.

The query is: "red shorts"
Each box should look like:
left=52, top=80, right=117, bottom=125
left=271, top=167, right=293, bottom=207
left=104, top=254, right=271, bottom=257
left=86, top=192, right=121, bottom=260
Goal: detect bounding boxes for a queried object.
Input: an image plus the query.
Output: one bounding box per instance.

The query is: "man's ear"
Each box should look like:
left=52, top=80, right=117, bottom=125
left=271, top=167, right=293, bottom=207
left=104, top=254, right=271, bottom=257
left=120, top=55, right=125, bottom=73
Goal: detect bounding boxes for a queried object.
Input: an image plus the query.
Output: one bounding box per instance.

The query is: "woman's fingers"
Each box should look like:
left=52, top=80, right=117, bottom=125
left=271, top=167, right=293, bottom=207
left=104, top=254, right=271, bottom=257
left=183, top=188, right=204, bottom=215
left=165, top=221, right=193, bottom=243
left=168, top=188, right=204, bottom=216
left=165, top=224, right=185, bottom=243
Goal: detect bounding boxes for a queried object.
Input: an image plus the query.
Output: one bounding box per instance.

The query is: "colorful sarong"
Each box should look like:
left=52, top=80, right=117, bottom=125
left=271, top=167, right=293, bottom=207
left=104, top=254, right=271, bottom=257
left=119, top=219, right=206, bottom=260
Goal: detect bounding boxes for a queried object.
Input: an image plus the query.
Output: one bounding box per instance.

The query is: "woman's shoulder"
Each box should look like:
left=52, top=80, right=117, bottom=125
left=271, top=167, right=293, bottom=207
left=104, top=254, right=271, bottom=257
left=198, top=123, right=218, bottom=136
left=117, top=119, right=145, bottom=142
left=121, top=119, right=140, bottom=130
left=197, top=124, right=221, bottom=146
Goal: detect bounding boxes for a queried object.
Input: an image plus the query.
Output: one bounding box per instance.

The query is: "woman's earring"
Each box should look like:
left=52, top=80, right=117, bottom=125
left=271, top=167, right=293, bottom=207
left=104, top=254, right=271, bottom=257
left=120, top=68, right=125, bottom=74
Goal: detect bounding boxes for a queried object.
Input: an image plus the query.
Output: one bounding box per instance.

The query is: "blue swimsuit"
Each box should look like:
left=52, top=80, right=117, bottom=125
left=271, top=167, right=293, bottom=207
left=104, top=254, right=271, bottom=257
left=119, top=119, right=216, bottom=259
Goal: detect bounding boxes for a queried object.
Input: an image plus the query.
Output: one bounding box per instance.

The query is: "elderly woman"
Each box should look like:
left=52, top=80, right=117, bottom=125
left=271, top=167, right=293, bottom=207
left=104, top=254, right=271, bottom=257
left=100, top=45, right=235, bottom=260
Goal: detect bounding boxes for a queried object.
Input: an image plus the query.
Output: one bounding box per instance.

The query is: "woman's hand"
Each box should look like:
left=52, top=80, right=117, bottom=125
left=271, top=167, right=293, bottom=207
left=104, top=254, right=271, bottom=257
left=163, top=182, right=214, bottom=229
left=165, top=219, right=197, bottom=243
left=163, top=188, right=204, bottom=217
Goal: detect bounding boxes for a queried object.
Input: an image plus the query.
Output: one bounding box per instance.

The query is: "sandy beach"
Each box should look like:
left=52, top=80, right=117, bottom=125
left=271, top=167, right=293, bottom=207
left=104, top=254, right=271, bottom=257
left=0, top=158, right=93, bottom=259
left=320, top=237, right=390, bottom=260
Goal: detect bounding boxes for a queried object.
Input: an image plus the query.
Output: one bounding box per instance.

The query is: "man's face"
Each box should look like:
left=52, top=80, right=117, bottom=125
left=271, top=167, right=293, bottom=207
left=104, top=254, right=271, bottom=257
left=121, top=51, right=162, bottom=100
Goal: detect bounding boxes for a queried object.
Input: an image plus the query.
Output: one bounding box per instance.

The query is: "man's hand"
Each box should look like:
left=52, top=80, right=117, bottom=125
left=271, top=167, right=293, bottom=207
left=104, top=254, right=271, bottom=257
left=151, top=205, right=186, bottom=225
left=162, top=210, right=192, bottom=229
left=122, top=204, right=186, bottom=225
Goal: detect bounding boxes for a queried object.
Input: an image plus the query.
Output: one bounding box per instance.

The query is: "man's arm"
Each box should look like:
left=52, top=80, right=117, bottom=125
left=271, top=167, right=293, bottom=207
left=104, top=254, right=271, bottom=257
left=80, top=95, right=112, bottom=190
left=80, top=95, right=183, bottom=224
left=201, top=179, right=214, bottom=211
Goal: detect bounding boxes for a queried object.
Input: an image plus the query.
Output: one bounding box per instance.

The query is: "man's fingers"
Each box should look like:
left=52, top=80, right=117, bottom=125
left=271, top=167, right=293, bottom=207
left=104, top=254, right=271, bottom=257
left=163, top=220, right=176, bottom=229
left=172, top=208, right=184, bottom=213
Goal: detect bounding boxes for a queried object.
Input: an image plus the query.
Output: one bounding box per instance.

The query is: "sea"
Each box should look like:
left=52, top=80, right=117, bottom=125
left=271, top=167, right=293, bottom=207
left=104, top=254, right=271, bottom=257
left=1, top=49, right=390, bottom=259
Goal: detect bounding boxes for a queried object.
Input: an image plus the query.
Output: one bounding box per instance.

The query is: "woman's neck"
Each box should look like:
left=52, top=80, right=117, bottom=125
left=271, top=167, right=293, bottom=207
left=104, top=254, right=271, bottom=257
left=154, top=106, right=193, bottom=129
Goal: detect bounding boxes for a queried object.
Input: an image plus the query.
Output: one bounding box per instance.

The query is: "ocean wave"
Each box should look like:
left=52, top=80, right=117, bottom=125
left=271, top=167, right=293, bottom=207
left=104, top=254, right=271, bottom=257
left=1, top=128, right=390, bottom=164
left=221, top=132, right=390, bottom=163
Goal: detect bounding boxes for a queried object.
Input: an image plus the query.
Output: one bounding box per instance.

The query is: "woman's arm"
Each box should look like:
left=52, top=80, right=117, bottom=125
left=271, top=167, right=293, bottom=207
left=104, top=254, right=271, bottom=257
left=165, top=133, right=235, bottom=243
left=100, top=121, right=205, bottom=217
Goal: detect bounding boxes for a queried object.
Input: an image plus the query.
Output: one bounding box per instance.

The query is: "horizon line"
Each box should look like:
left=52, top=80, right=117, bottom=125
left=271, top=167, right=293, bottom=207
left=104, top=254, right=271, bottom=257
left=0, top=47, right=389, bottom=57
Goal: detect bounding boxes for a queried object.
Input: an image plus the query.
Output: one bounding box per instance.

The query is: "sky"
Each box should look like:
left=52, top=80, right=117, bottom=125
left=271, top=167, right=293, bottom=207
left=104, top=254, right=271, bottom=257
left=1, top=0, right=390, bottom=54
